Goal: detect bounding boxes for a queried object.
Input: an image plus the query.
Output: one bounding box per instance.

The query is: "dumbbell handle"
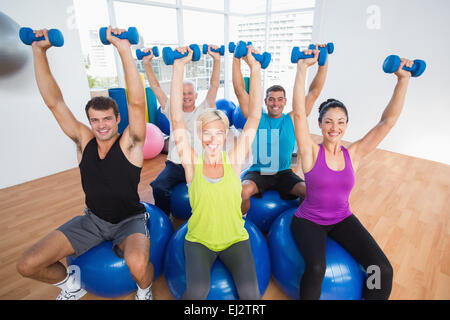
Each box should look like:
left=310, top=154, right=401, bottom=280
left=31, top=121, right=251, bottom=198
left=19, top=27, right=64, bottom=47
left=99, top=27, right=139, bottom=45
left=202, top=44, right=225, bottom=55
left=162, top=44, right=201, bottom=65
left=136, top=47, right=160, bottom=60
left=308, top=42, right=334, bottom=54
left=228, top=41, right=252, bottom=53
left=170, top=47, right=195, bottom=59
left=234, top=41, right=271, bottom=69
left=291, top=46, right=329, bottom=66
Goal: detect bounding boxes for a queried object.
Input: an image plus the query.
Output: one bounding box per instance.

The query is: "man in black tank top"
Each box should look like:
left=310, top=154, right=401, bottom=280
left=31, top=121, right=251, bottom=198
left=16, top=27, right=153, bottom=300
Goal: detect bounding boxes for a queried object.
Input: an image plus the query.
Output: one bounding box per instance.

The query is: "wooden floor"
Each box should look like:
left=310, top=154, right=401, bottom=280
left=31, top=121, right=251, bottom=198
left=0, top=143, right=449, bottom=300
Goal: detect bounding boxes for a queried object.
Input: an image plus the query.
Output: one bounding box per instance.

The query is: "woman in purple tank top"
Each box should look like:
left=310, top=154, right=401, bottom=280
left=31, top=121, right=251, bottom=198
left=290, top=48, right=414, bottom=300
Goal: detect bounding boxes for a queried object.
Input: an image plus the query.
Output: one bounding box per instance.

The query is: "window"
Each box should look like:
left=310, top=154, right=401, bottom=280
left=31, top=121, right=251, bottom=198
left=271, top=0, right=315, bottom=12
left=229, top=0, right=267, bottom=14
left=113, top=1, right=178, bottom=92
left=73, top=0, right=317, bottom=103
left=183, top=0, right=223, bottom=11
left=73, top=0, right=118, bottom=89
left=266, top=11, right=315, bottom=112
left=183, top=9, right=225, bottom=101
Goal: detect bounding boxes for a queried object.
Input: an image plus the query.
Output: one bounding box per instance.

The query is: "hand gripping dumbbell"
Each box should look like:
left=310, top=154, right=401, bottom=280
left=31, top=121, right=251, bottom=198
left=203, top=44, right=225, bottom=55
left=162, top=44, right=201, bottom=65
left=136, top=47, right=160, bottom=60
left=233, top=41, right=271, bottom=69
left=19, top=27, right=64, bottom=47
left=228, top=41, right=252, bottom=53
left=202, top=44, right=225, bottom=56
left=99, top=27, right=139, bottom=45
left=382, top=55, right=426, bottom=77
left=291, top=42, right=334, bottom=66
left=308, top=42, right=334, bottom=66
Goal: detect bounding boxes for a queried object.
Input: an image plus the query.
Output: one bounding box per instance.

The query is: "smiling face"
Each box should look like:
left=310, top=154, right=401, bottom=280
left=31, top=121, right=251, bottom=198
left=201, top=120, right=227, bottom=155
left=87, top=108, right=120, bottom=142
left=318, top=107, right=348, bottom=143
left=265, top=90, right=287, bottom=118
left=182, top=82, right=198, bottom=111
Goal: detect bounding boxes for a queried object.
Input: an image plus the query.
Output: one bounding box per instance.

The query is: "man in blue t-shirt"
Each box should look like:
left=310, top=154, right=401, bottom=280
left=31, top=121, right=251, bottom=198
left=232, top=45, right=328, bottom=214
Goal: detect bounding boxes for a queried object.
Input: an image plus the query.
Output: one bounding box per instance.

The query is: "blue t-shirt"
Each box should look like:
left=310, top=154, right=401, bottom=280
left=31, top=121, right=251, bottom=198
left=248, top=112, right=296, bottom=174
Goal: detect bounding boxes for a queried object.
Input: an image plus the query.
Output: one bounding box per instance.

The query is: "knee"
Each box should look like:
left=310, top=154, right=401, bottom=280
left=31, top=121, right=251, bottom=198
left=151, top=181, right=170, bottom=196
left=305, top=261, right=326, bottom=280
left=16, top=254, right=37, bottom=278
left=126, top=252, right=150, bottom=282
left=241, top=183, right=256, bottom=201
left=379, top=260, right=394, bottom=283
left=238, top=284, right=261, bottom=300
left=291, top=182, right=306, bottom=198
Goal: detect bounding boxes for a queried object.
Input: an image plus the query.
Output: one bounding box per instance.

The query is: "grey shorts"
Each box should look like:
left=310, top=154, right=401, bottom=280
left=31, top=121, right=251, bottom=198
left=57, top=208, right=149, bottom=258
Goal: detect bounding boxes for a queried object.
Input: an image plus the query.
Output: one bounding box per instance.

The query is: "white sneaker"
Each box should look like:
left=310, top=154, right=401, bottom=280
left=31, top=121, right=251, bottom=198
left=135, top=288, right=153, bottom=300
left=56, top=288, right=87, bottom=300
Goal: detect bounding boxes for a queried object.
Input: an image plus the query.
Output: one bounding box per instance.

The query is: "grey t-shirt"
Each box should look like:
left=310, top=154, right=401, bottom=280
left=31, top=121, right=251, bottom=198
left=162, top=98, right=214, bottom=164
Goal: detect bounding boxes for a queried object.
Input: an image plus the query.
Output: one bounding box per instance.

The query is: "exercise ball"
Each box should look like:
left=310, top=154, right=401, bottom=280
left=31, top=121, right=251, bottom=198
left=164, top=219, right=271, bottom=300
left=246, top=190, right=298, bottom=233
left=67, top=203, right=173, bottom=298
left=215, top=99, right=236, bottom=126
left=0, top=12, right=27, bottom=76
left=268, top=208, right=367, bottom=300
left=169, top=183, right=192, bottom=220
left=143, top=123, right=164, bottom=159
left=157, top=106, right=170, bottom=135
left=231, top=105, right=247, bottom=129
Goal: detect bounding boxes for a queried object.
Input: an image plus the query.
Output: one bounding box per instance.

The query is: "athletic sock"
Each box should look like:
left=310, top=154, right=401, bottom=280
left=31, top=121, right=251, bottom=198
left=136, top=283, right=153, bottom=300
left=53, top=270, right=80, bottom=292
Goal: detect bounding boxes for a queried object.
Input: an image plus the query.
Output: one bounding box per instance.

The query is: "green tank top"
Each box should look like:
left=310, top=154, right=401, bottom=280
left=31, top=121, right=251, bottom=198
left=186, top=152, right=249, bottom=251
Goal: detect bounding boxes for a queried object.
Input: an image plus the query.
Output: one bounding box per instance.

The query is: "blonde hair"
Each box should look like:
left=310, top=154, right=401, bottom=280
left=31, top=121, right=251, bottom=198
left=197, top=109, right=230, bottom=133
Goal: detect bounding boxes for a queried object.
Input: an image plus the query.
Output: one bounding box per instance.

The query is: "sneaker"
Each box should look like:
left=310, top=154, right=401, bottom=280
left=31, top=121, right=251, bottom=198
left=135, top=288, right=153, bottom=300
left=56, top=288, right=87, bottom=300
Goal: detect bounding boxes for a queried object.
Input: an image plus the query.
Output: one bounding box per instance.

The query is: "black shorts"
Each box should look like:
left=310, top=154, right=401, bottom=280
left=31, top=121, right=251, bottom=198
left=242, top=169, right=304, bottom=200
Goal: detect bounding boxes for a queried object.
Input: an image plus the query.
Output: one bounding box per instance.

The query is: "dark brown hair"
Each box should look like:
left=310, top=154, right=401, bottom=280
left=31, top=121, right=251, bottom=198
left=265, top=85, right=286, bottom=99
left=85, top=96, right=119, bottom=120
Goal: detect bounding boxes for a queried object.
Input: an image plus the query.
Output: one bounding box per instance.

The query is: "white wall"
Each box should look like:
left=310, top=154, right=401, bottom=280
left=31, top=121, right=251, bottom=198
left=309, top=0, right=450, bottom=165
left=0, top=0, right=91, bottom=188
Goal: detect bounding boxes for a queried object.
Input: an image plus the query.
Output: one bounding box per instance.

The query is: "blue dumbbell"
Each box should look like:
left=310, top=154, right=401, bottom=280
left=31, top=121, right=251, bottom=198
left=202, top=44, right=225, bottom=56
left=233, top=41, right=271, bottom=69
left=308, top=42, right=334, bottom=54
left=308, top=42, right=334, bottom=66
left=19, top=27, right=64, bottom=47
left=162, top=44, right=201, bottom=65
left=291, top=42, right=334, bottom=66
left=136, top=47, right=160, bottom=60
left=382, top=55, right=426, bottom=77
left=99, top=27, right=139, bottom=45
left=228, top=41, right=252, bottom=53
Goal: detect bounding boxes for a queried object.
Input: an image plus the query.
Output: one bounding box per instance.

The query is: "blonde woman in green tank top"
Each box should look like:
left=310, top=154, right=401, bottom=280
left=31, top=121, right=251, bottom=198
left=169, top=46, right=262, bottom=299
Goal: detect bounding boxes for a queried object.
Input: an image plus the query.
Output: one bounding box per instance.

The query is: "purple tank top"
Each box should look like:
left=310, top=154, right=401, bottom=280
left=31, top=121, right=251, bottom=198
left=295, top=144, right=355, bottom=225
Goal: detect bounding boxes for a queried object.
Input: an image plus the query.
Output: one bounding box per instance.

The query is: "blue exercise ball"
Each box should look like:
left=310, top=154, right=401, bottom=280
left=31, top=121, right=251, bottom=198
left=164, top=219, right=271, bottom=300
left=246, top=190, right=298, bottom=233
left=231, top=105, right=247, bottom=129
left=170, top=182, right=192, bottom=220
left=268, top=208, right=367, bottom=300
left=215, top=99, right=236, bottom=126
left=157, top=106, right=170, bottom=135
left=67, top=203, right=173, bottom=298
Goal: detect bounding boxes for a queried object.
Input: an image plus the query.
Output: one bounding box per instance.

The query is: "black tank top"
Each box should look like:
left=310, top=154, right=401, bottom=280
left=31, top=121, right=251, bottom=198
left=79, top=135, right=145, bottom=224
